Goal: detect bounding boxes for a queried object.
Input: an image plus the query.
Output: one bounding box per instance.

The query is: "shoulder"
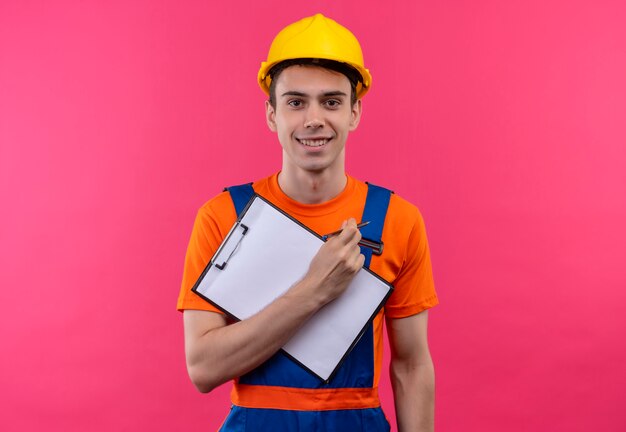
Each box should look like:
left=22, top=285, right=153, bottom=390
left=196, top=190, right=236, bottom=222
left=388, top=192, right=424, bottom=227
left=196, top=175, right=273, bottom=221
left=383, top=192, right=427, bottom=251
left=348, top=178, right=425, bottom=230
left=359, top=180, right=423, bottom=226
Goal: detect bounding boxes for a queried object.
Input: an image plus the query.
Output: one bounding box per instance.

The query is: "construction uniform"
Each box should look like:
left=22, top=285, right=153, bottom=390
left=178, top=173, right=438, bottom=431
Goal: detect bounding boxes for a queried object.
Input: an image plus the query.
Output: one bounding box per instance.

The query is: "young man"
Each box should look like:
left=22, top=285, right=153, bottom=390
left=178, top=14, right=438, bottom=431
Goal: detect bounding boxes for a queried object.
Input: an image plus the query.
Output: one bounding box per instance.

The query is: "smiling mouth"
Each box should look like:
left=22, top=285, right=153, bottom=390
left=297, top=138, right=331, bottom=147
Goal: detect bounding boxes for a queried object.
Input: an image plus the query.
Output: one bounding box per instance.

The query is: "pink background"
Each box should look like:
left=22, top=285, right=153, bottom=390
left=1, top=1, right=625, bottom=431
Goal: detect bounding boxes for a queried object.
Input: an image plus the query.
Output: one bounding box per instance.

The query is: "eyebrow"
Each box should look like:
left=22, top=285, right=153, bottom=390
left=280, top=90, right=348, bottom=98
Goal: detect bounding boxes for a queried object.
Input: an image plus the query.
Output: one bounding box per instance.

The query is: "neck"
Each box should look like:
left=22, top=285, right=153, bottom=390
left=278, top=168, right=347, bottom=204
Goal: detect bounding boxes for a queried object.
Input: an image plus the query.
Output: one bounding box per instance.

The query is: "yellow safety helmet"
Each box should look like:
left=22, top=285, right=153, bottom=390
left=258, top=13, right=372, bottom=98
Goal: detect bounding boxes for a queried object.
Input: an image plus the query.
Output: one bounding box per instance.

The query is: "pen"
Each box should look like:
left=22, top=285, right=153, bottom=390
left=321, top=221, right=371, bottom=240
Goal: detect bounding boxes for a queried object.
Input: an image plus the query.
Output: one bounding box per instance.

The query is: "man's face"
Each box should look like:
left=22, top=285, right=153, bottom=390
left=265, top=65, right=362, bottom=175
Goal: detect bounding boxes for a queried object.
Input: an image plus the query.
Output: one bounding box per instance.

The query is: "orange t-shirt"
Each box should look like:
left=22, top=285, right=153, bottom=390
left=178, top=173, right=437, bottom=318
left=177, top=173, right=438, bottom=404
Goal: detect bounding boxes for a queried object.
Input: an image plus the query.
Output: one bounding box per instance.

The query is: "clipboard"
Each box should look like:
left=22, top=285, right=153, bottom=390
left=191, top=194, right=393, bottom=382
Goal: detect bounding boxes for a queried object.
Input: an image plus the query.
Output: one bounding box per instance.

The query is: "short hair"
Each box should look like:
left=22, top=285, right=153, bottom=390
left=267, top=58, right=361, bottom=108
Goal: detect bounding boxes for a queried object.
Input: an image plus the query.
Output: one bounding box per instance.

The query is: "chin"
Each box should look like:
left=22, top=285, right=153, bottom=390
left=296, top=163, right=328, bottom=173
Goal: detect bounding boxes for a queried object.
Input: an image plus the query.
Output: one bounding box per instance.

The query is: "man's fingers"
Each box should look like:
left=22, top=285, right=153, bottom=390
left=355, top=253, right=365, bottom=269
left=337, top=218, right=361, bottom=245
left=349, top=248, right=365, bottom=270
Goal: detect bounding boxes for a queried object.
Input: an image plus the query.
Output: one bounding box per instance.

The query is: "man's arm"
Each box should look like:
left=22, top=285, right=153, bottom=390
left=387, top=310, right=435, bottom=432
left=183, top=219, right=364, bottom=393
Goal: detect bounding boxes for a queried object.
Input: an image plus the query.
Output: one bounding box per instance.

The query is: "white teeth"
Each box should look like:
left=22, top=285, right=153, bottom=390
left=299, top=139, right=329, bottom=147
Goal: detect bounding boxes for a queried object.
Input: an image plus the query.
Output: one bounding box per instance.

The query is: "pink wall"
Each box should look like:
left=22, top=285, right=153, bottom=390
left=1, top=1, right=625, bottom=431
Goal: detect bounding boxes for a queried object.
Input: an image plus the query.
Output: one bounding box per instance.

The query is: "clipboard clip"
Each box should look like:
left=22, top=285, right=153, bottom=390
left=214, top=223, right=249, bottom=270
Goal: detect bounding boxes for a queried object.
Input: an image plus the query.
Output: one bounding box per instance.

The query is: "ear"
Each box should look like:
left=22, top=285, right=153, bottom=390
left=265, top=100, right=277, bottom=132
left=349, top=99, right=362, bottom=131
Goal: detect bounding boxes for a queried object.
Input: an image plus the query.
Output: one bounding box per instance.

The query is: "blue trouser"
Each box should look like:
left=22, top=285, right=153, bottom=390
left=219, top=406, right=390, bottom=432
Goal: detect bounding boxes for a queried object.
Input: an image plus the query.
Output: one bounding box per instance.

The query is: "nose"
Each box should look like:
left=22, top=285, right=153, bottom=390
left=304, top=118, right=323, bottom=128
left=304, top=106, right=324, bottom=129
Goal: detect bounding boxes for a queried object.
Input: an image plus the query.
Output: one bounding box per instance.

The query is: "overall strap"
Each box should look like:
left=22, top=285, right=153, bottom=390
left=224, top=183, right=255, bottom=217
left=359, top=183, right=393, bottom=268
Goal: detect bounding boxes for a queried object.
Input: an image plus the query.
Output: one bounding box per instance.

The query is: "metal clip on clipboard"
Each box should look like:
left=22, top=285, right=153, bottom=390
left=321, top=235, right=384, bottom=256
left=358, top=238, right=384, bottom=256
left=213, top=223, right=249, bottom=270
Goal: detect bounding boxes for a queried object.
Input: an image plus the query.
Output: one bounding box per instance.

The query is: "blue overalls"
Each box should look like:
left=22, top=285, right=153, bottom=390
left=219, top=182, right=392, bottom=432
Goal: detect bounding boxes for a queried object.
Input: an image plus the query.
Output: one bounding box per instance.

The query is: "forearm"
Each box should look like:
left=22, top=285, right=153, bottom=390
left=390, top=356, right=435, bottom=432
left=185, top=278, right=325, bottom=392
left=185, top=221, right=364, bottom=392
